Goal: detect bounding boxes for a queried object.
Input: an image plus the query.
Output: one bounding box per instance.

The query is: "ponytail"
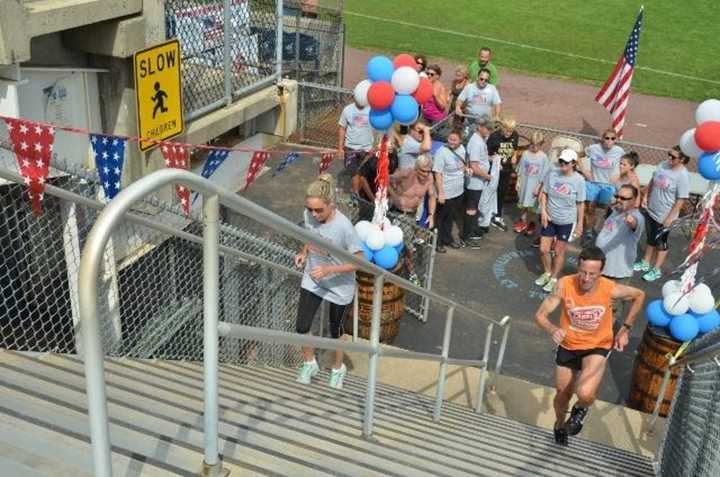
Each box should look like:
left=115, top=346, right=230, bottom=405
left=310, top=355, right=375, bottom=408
left=306, top=174, right=336, bottom=205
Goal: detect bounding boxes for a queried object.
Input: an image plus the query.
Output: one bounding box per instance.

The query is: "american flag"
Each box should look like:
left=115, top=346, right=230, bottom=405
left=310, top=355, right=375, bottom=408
left=595, top=8, right=643, bottom=138
left=200, top=148, right=230, bottom=179
left=273, top=152, right=300, bottom=176
left=3, top=118, right=55, bottom=215
left=243, top=151, right=269, bottom=191
left=91, top=134, right=126, bottom=200
left=318, top=151, right=335, bottom=175
left=161, top=144, right=192, bottom=216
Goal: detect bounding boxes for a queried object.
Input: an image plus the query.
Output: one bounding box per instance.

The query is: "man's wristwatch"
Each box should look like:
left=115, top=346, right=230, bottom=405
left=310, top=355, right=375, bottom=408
left=622, top=323, right=632, bottom=331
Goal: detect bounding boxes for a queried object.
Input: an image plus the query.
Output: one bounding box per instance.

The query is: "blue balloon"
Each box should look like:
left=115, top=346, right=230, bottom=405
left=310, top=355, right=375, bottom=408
left=669, top=313, right=699, bottom=342
left=361, top=243, right=374, bottom=262
left=373, top=245, right=399, bottom=270
left=698, top=151, right=720, bottom=181
left=367, top=56, right=394, bottom=82
left=694, top=309, right=720, bottom=334
left=369, top=108, right=394, bottom=131
left=646, top=299, right=672, bottom=327
left=394, top=242, right=405, bottom=255
left=390, top=94, right=419, bottom=125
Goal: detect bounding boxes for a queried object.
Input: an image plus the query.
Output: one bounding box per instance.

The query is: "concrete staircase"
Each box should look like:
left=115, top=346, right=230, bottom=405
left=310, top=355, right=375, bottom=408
left=0, top=350, right=656, bottom=476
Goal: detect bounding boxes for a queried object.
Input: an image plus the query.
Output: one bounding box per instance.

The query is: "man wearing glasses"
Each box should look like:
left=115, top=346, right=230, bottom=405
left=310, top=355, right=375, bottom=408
left=454, top=68, right=501, bottom=125
left=579, top=129, right=625, bottom=242
left=595, top=184, right=644, bottom=319
left=467, top=47, right=499, bottom=85
left=398, top=120, right=432, bottom=170
left=633, top=146, right=690, bottom=282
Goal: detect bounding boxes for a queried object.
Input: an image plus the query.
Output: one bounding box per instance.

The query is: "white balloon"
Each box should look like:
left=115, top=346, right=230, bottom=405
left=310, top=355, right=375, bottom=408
left=696, top=99, right=720, bottom=124
left=354, top=220, right=373, bottom=241
left=661, top=280, right=681, bottom=298
left=353, top=80, right=372, bottom=108
left=383, top=225, right=404, bottom=247
left=391, top=66, right=420, bottom=95
left=663, top=291, right=690, bottom=316
left=366, top=229, right=385, bottom=251
left=689, top=283, right=715, bottom=315
left=382, top=217, right=392, bottom=230
left=679, top=128, right=703, bottom=159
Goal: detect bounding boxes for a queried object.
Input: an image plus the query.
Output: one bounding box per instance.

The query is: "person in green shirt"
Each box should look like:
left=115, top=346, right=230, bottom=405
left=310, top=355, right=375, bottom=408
left=468, top=47, right=499, bottom=85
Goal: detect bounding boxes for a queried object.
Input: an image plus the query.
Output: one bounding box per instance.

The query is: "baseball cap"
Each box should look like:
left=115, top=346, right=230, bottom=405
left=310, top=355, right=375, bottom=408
left=558, top=148, right=578, bottom=162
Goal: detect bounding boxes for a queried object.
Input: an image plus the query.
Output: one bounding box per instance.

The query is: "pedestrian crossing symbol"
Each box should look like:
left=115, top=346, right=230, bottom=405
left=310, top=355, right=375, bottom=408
left=134, top=39, right=184, bottom=151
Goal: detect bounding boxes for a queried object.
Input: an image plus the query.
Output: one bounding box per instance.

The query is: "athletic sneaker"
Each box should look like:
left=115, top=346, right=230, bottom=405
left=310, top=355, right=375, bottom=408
left=554, top=426, right=568, bottom=446
left=297, top=360, right=319, bottom=384
left=632, top=260, right=650, bottom=272
left=565, top=405, right=589, bottom=436
left=534, top=272, right=551, bottom=287
left=543, top=277, right=558, bottom=293
left=525, top=222, right=537, bottom=236
left=478, top=226, right=490, bottom=234
left=468, top=238, right=483, bottom=249
left=642, top=267, right=662, bottom=282
left=513, top=219, right=528, bottom=233
left=491, top=216, right=508, bottom=232
left=328, top=364, right=347, bottom=389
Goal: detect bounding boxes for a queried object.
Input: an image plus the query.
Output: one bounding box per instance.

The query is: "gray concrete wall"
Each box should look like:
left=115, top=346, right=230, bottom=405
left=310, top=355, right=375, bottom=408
left=26, top=33, right=87, bottom=68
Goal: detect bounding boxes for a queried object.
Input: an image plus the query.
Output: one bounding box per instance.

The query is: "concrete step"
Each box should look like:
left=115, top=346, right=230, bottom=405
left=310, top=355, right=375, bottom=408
left=0, top=351, right=656, bottom=476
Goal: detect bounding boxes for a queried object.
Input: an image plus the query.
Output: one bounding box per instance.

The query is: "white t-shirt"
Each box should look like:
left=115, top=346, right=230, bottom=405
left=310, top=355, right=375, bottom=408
left=457, top=83, right=501, bottom=119
left=399, top=136, right=422, bottom=169
left=433, top=145, right=466, bottom=199
left=338, top=103, right=373, bottom=151
left=584, top=143, right=624, bottom=184
left=466, top=132, right=489, bottom=191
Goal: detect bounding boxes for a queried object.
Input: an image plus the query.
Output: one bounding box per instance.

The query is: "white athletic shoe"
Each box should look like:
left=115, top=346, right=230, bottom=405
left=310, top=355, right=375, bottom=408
left=328, top=364, right=347, bottom=390
left=297, top=360, right=319, bottom=384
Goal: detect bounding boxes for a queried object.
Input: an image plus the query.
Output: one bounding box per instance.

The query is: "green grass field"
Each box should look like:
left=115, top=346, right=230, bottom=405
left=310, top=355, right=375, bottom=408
left=342, top=0, right=720, bottom=102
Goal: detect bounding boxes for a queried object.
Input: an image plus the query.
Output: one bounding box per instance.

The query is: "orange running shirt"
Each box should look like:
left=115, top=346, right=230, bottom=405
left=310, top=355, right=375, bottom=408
left=558, top=274, right=616, bottom=350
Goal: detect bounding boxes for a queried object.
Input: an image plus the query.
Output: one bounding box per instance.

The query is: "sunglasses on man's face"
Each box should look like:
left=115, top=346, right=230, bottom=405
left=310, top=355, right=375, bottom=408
left=604, top=136, right=617, bottom=141
left=614, top=195, right=633, bottom=201
left=668, top=153, right=682, bottom=160
left=418, top=168, right=432, bottom=173
left=478, top=77, right=489, bottom=83
left=558, top=159, right=574, bottom=165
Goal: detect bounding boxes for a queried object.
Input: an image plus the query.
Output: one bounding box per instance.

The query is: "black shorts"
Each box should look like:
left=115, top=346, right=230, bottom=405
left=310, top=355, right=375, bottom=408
left=344, top=148, right=367, bottom=175
left=555, top=346, right=611, bottom=371
left=645, top=214, right=670, bottom=250
left=296, top=288, right=349, bottom=339
left=465, top=189, right=483, bottom=209
left=540, top=222, right=574, bottom=242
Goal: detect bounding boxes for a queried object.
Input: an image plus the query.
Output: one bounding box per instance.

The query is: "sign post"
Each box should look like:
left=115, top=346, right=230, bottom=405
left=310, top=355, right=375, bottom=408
left=134, top=39, right=184, bottom=151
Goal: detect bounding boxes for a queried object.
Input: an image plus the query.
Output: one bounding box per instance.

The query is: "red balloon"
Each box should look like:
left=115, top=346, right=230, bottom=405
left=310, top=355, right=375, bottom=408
left=412, top=78, right=433, bottom=104
left=367, top=81, right=395, bottom=110
left=695, top=121, right=720, bottom=152
left=393, top=53, right=416, bottom=70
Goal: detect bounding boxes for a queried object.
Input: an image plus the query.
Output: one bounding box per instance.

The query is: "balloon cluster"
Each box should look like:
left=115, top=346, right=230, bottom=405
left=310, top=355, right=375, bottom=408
left=679, top=99, right=720, bottom=181
left=355, top=220, right=405, bottom=270
left=353, top=54, right=434, bottom=131
left=645, top=280, right=720, bottom=342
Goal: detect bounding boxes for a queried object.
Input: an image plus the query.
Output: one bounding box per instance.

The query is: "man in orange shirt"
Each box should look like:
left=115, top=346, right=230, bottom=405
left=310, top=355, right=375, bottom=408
left=535, top=246, right=645, bottom=445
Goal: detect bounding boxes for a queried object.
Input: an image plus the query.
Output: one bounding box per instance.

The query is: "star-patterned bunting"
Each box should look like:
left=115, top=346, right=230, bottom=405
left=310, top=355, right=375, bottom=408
left=243, top=151, right=270, bottom=191
left=318, top=151, right=335, bottom=175
left=90, top=134, right=126, bottom=201
left=161, top=143, right=192, bottom=216
left=3, top=117, right=55, bottom=215
left=273, top=152, right=299, bottom=177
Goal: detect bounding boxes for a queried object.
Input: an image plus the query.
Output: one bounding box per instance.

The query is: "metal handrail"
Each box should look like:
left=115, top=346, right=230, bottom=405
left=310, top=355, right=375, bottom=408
left=74, top=168, right=510, bottom=476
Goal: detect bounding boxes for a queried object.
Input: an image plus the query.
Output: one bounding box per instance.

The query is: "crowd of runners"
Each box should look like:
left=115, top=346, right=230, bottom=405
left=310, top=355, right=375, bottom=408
left=294, top=47, right=697, bottom=445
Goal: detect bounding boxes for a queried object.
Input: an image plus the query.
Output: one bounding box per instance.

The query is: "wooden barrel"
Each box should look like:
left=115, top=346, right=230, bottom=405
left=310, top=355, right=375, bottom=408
left=345, top=269, right=405, bottom=344
left=628, top=325, right=683, bottom=417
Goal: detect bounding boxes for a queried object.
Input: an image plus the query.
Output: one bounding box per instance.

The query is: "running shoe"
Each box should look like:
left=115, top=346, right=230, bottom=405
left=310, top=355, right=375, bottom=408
left=478, top=226, right=490, bottom=234
left=468, top=238, right=483, bottom=249
left=513, top=219, right=528, bottom=233
left=633, top=260, right=650, bottom=272
left=491, top=216, right=508, bottom=232
left=534, top=272, right=551, bottom=287
left=642, top=267, right=662, bottom=282
left=524, top=222, right=537, bottom=236
left=565, top=405, right=589, bottom=436
left=554, top=426, right=568, bottom=446
left=328, top=364, right=347, bottom=389
left=543, top=277, right=558, bottom=293
left=297, top=360, right=319, bottom=384
left=435, top=245, right=447, bottom=254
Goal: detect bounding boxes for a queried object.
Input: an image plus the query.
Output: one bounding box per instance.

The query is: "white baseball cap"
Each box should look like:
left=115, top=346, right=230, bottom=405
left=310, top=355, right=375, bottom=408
left=558, top=148, right=578, bottom=162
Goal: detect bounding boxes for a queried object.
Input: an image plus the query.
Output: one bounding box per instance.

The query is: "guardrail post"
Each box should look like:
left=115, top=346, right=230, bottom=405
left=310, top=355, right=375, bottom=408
left=433, top=306, right=455, bottom=421
left=421, top=232, right=438, bottom=323
left=222, top=0, right=232, bottom=106
left=494, top=317, right=511, bottom=377
left=352, top=286, right=359, bottom=342
left=648, top=357, right=676, bottom=433
left=202, top=194, right=223, bottom=475
left=363, top=274, right=384, bottom=438
left=475, top=322, right=494, bottom=413
left=275, top=0, right=284, bottom=80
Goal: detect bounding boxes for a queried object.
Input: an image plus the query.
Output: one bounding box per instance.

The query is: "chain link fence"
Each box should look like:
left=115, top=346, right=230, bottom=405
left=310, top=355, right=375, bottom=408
left=166, top=0, right=283, bottom=120
left=658, top=330, right=720, bottom=476
left=0, top=147, right=306, bottom=369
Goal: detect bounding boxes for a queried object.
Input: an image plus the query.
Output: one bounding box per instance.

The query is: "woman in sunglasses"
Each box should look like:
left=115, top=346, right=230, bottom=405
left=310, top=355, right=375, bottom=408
left=294, top=174, right=364, bottom=389
left=633, top=146, right=690, bottom=282
left=421, top=64, right=448, bottom=125
left=414, top=54, right=428, bottom=77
